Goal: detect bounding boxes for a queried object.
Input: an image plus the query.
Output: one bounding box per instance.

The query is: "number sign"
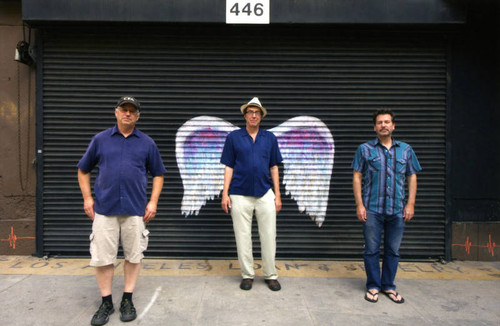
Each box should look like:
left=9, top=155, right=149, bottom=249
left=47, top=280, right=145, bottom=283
left=226, top=0, right=270, bottom=24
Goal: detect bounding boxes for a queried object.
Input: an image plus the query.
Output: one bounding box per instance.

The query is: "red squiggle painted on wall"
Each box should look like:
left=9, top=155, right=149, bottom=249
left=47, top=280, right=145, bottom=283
left=0, top=227, right=35, bottom=249
left=452, top=234, right=497, bottom=257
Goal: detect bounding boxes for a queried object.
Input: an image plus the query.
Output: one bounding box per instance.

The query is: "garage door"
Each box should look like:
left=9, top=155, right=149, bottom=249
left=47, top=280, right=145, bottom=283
left=39, top=25, right=446, bottom=259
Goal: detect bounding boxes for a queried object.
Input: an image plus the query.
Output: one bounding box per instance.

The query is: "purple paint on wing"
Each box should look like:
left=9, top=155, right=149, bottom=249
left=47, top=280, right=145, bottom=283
left=184, top=130, right=229, bottom=156
left=280, top=129, right=333, bottom=153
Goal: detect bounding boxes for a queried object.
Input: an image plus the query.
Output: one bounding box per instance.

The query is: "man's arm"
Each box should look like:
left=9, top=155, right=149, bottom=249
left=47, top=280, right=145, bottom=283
left=221, top=166, right=234, bottom=214
left=353, top=170, right=366, bottom=222
left=403, top=173, right=417, bottom=222
left=78, top=169, right=95, bottom=220
left=144, top=175, right=164, bottom=223
left=270, top=165, right=282, bottom=213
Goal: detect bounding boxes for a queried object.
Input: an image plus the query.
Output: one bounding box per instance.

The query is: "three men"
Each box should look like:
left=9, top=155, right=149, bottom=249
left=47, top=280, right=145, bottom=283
left=352, top=109, right=421, bottom=304
left=77, top=96, right=421, bottom=313
left=78, top=96, right=166, bottom=325
left=220, top=97, right=283, bottom=291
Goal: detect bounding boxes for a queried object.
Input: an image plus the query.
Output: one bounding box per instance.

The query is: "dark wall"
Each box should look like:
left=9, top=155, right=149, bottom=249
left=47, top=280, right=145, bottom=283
left=0, top=1, right=37, bottom=255
left=450, top=0, right=500, bottom=222
left=22, top=0, right=464, bottom=24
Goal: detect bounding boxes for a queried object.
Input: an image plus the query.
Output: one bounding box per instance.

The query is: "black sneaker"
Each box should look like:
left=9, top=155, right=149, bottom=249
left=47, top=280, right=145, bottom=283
left=91, top=301, right=114, bottom=326
left=120, top=299, right=137, bottom=322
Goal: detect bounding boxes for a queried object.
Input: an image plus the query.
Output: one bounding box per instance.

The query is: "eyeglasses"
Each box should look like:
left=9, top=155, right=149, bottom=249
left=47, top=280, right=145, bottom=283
left=117, top=107, right=139, bottom=115
left=245, top=110, right=262, bottom=116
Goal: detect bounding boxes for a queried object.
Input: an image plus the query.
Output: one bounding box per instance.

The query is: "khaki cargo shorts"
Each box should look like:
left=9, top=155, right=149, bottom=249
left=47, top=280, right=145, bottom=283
left=89, top=213, right=149, bottom=267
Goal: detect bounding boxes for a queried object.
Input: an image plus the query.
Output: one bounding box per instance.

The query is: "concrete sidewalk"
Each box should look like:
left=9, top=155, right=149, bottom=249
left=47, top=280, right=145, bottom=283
left=1, top=256, right=499, bottom=326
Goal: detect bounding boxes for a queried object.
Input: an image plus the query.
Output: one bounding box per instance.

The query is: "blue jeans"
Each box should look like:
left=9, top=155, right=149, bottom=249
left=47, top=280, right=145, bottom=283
left=363, top=211, right=405, bottom=291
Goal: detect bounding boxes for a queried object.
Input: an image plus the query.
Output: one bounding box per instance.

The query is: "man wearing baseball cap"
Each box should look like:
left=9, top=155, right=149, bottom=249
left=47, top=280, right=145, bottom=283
left=220, top=97, right=283, bottom=291
left=78, top=96, right=166, bottom=325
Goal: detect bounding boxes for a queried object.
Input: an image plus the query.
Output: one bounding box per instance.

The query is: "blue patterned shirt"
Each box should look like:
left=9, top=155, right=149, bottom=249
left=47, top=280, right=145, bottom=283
left=351, top=138, right=422, bottom=215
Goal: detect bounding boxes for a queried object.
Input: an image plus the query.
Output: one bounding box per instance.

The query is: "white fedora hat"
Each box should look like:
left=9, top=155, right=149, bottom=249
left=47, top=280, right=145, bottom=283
left=240, top=97, right=267, bottom=117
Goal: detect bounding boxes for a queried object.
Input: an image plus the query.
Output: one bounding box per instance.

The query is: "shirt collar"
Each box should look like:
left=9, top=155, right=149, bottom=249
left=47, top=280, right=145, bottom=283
left=111, top=125, right=139, bottom=138
left=241, top=127, right=262, bottom=138
left=372, top=137, right=400, bottom=148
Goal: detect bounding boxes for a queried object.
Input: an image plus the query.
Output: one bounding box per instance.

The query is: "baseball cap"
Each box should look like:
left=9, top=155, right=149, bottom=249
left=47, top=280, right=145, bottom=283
left=116, top=96, right=140, bottom=111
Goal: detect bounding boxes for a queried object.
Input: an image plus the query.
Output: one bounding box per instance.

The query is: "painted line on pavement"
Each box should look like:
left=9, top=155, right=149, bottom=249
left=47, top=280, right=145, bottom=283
left=1, top=256, right=499, bottom=280
left=138, top=285, right=162, bottom=321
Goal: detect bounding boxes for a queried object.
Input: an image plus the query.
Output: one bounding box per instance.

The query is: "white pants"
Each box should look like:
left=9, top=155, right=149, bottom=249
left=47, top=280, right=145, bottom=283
left=230, top=189, right=277, bottom=280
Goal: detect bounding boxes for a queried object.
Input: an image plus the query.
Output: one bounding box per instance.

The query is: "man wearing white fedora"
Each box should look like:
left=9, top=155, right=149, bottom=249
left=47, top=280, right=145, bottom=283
left=220, top=97, right=283, bottom=291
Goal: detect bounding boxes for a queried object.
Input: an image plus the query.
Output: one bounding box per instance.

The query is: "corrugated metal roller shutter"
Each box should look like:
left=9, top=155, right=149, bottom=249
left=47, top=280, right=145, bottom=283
left=41, top=25, right=446, bottom=260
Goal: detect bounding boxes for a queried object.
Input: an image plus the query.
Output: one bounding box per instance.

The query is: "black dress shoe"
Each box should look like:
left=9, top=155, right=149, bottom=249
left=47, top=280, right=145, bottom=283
left=240, top=278, right=253, bottom=290
left=265, top=279, right=281, bottom=291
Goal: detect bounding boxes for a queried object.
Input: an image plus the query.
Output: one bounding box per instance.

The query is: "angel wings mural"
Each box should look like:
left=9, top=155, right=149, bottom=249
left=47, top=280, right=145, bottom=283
left=175, top=116, right=334, bottom=227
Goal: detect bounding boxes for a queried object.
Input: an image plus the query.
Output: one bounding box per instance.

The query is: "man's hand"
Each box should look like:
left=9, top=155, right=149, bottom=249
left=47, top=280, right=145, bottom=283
left=404, top=174, right=417, bottom=222
left=221, top=194, right=231, bottom=214
left=221, top=166, right=234, bottom=214
left=356, top=204, right=367, bottom=222
left=275, top=195, right=282, bottom=213
left=144, top=201, right=157, bottom=223
left=78, top=169, right=95, bottom=220
left=403, top=203, right=415, bottom=222
left=352, top=170, right=366, bottom=222
left=83, top=197, right=95, bottom=220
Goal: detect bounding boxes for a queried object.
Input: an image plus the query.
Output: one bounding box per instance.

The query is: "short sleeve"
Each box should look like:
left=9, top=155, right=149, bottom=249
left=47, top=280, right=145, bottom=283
left=269, top=133, right=283, bottom=167
left=406, top=146, right=422, bottom=176
left=351, top=145, right=366, bottom=173
left=220, top=133, right=235, bottom=167
left=147, top=141, right=167, bottom=177
left=77, top=137, right=98, bottom=173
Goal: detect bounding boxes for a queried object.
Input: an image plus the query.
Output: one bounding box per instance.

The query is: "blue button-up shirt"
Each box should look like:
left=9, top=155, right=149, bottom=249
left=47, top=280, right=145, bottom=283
left=77, top=126, right=166, bottom=216
left=351, top=138, right=422, bottom=215
left=220, top=128, right=282, bottom=197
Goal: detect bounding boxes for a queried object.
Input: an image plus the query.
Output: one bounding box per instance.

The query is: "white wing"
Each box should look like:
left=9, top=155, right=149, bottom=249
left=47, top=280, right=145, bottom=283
left=175, top=116, right=237, bottom=216
left=271, top=116, right=334, bottom=227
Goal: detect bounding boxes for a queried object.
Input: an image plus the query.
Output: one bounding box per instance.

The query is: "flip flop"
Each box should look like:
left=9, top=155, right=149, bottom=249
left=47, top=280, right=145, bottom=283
left=364, top=290, right=379, bottom=303
left=382, top=291, right=405, bottom=304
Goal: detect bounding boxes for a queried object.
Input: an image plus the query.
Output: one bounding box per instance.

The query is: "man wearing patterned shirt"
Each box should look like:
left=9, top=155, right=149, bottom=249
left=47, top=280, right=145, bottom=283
left=351, top=109, right=421, bottom=304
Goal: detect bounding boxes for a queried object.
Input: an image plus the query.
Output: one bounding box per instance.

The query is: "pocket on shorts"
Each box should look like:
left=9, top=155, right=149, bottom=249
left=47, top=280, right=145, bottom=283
left=140, top=229, right=150, bottom=252
left=89, top=233, right=95, bottom=256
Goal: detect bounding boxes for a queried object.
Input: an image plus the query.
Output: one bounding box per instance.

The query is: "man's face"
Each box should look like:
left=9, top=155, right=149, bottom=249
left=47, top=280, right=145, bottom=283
left=244, top=106, right=262, bottom=127
left=374, top=113, right=395, bottom=138
left=115, top=103, right=140, bottom=128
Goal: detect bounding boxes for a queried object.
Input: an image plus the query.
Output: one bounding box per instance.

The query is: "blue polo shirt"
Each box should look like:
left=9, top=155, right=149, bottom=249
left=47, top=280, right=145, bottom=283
left=77, top=125, right=166, bottom=216
left=351, top=138, right=422, bottom=215
left=220, top=128, right=282, bottom=197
